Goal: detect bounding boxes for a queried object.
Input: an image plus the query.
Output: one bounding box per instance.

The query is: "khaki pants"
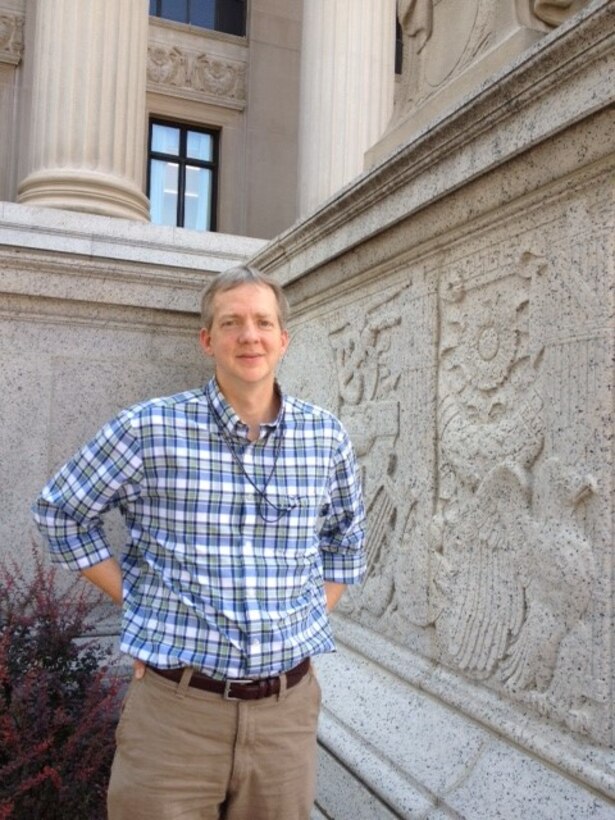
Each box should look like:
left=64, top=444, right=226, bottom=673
left=107, top=664, right=321, bottom=820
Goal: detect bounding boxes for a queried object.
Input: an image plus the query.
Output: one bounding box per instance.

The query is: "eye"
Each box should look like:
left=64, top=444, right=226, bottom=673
left=259, top=319, right=274, bottom=328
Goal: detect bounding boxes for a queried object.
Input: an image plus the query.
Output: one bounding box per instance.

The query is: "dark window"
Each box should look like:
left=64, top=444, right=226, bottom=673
left=148, top=120, right=219, bottom=232
left=149, top=0, right=246, bottom=36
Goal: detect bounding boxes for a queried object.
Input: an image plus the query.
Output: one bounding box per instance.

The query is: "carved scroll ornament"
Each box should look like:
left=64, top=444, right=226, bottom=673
left=0, top=12, right=24, bottom=65
left=147, top=45, right=246, bottom=108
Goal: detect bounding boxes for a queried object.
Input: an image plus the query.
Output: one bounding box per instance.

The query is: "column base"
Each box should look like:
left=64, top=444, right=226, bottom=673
left=17, top=168, right=150, bottom=222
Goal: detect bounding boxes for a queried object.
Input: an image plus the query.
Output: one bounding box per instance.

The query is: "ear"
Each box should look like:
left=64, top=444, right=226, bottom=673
left=199, top=327, right=214, bottom=357
left=280, top=329, right=289, bottom=356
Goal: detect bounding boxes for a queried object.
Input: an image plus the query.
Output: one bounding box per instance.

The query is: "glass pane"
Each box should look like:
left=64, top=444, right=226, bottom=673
left=190, top=0, right=216, bottom=29
left=149, top=0, right=158, bottom=16
left=159, top=0, right=188, bottom=23
left=186, top=131, right=213, bottom=162
left=150, top=160, right=179, bottom=227
left=151, top=124, right=180, bottom=156
left=184, top=166, right=212, bottom=231
left=217, top=0, right=246, bottom=35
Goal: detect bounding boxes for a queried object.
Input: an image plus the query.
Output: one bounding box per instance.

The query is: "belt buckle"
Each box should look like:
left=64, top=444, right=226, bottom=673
left=223, top=677, right=255, bottom=700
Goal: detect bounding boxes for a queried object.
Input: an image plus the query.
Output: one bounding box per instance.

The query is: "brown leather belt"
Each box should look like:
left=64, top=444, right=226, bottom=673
left=148, top=657, right=311, bottom=700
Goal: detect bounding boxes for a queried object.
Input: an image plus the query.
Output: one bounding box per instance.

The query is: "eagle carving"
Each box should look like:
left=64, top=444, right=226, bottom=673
left=434, top=459, right=596, bottom=692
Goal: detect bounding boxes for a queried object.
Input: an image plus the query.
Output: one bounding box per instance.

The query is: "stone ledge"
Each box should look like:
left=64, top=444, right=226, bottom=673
left=322, top=618, right=615, bottom=806
left=0, top=201, right=266, bottom=267
left=0, top=201, right=267, bottom=312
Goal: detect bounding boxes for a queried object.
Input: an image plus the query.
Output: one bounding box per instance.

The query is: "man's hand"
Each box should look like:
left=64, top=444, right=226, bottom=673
left=133, top=659, right=146, bottom=680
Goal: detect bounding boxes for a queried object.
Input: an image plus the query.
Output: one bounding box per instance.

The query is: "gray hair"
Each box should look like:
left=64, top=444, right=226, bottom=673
left=200, top=265, right=290, bottom=330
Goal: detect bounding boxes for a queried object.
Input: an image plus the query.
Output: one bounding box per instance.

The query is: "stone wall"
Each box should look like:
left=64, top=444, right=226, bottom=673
left=0, top=202, right=266, bottom=576
left=254, top=1, right=615, bottom=815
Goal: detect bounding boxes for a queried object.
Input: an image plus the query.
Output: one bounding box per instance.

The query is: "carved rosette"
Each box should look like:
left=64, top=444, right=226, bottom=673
left=0, top=11, right=24, bottom=65
left=147, top=44, right=246, bottom=109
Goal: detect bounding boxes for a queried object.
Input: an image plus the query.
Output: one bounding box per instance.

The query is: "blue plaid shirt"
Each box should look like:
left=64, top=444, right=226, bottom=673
left=32, top=379, right=365, bottom=679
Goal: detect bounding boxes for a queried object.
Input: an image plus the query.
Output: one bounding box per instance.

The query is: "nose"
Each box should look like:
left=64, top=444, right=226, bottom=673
left=238, top=320, right=259, bottom=343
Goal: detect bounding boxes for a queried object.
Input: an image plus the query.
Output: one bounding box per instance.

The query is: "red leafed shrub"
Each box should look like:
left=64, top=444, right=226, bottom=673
left=0, top=551, right=122, bottom=819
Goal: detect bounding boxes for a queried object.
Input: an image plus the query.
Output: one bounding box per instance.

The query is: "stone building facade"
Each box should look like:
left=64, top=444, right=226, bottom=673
left=1, top=0, right=614, bottom=817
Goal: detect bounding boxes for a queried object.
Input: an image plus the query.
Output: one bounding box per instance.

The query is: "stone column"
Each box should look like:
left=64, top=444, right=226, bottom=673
left=17, top=0, right=150, bottom=221
left=297, top=0, right=396, bottom=217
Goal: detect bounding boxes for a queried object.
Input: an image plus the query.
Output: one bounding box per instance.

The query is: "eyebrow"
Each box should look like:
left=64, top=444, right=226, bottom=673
left=218, top=310, right=276, bottom=319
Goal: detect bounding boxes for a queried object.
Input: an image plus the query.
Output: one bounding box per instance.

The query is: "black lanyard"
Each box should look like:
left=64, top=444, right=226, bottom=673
left=206, top=393, right=296, bottom=523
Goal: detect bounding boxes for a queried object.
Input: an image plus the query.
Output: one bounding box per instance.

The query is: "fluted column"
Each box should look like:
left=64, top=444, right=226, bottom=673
left=17, top=0, right=149, bottom=221
left=297, top=0, right=396, bottom=217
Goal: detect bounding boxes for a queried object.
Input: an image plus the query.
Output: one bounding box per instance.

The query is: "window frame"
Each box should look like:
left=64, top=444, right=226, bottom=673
left=147, top=118, right=220, bottom=232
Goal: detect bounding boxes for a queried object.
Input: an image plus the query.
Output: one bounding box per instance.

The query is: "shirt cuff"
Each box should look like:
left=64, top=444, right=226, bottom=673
left=321, top=548, right=366, bottom=585
left=46, top=531, right=113, bottom=571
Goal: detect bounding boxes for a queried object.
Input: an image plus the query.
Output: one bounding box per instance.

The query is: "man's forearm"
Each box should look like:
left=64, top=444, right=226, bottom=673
left=324, top=581, right=346, bottom=612
left=81, top=557, right=123, bottom=605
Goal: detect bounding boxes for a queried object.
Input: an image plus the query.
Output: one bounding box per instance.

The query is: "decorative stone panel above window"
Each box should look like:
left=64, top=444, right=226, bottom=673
left=147, top=43, right=246, bottom=108
left=0, top=11, right=24, bottom=65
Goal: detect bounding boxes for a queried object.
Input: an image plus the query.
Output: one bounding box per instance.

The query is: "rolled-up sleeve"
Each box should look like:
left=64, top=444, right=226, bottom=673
left=32, top=411, right=143, bottom=571
left=319, top=432, right=366, bottom=584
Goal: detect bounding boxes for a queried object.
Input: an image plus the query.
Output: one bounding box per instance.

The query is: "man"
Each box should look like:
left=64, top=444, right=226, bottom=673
left=32, top=266, right=366, bottom=820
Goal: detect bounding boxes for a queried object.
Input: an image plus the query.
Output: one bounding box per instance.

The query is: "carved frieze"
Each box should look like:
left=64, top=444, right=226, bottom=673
left=0, top=11, right=23, bottom=65
left=431, top=248, right=601, bottom=738
left=327, top=292, right=409, bottom=619
left=147, top=44, right=246, bottom=109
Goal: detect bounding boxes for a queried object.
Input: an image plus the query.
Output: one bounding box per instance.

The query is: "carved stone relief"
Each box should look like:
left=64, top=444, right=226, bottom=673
left=303, top=292, right=407, bottom=619
left=285, top=196, right=610, bottom=745
left=147, top=44, right=246, bottom=108
left=395, top=0, right=493, bottom=116
left=531, top=0, right=590, bottom=26
left=0, top=11, right=24, bottom=65
left=283, top=306, right=403, bottom=618
left=430, top=247, right=602, bottom=739
left=393, top=0, right=591, bottom=127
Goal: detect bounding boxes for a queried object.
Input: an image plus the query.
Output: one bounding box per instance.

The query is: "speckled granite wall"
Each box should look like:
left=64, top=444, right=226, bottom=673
left=0, top=204, right=266, bottom=576
left=254, top=2, right=615, bottom=816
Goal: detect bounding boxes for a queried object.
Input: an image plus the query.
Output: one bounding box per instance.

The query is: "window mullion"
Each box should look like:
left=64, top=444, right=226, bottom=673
left=177, top=129, right=187, bottom=227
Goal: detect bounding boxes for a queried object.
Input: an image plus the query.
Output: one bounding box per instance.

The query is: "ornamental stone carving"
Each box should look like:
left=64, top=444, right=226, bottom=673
left=328, top=293, right=407, bottom=618
left=148, top=45, right=187, bottom=87
left=0, top=11, right=24, bottom=65
left=395, top=0, right=492, bottom=113
left=532, top=0, right=590, bottom=26
left=147, top=44, right=246, bottom=109
left=383, top=0, right=593, bottom=160
left=429, top=248, right=602, bottom=739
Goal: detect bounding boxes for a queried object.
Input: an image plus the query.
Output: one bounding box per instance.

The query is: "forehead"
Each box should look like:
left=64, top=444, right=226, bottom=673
left=212, top=283, right=279, bottom=316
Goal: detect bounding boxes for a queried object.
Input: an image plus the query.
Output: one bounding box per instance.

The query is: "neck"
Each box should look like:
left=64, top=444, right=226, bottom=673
left=215, top=376, right=280, bottom=441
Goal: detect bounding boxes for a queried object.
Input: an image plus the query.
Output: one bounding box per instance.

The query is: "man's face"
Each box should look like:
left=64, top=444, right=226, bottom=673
left=199, top=283, right=289, bottom=394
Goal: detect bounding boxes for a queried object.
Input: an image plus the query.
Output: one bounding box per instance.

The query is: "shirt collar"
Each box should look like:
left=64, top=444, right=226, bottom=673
left=205, top=377, right=285, bottom=438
